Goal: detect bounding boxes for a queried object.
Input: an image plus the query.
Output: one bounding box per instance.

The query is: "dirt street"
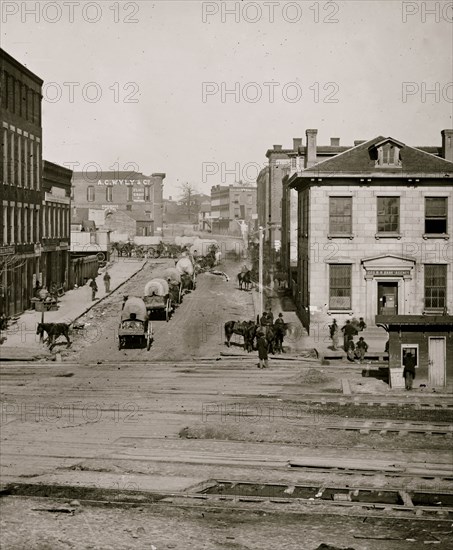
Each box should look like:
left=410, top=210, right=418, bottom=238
left=1, top=247, right=452, bottom=549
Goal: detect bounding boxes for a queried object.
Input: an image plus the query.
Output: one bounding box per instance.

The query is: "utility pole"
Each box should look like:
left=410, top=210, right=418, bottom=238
left=258, top=226, right=264, bottom=320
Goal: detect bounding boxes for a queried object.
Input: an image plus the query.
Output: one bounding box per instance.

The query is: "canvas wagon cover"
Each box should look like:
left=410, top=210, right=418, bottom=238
left=176, top=257, right=194, bottom=276
left=189, top=239, right=218, bottom=255
left=121, top=297, right=148, bottom=322
left=144, top=278, right=169, bottom=297
left=164, top=268, right=181, bottom=283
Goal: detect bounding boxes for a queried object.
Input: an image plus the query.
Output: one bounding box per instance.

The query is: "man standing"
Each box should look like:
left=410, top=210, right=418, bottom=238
left=257, top=331, right=268, bottom=369
left=355, top=337, right=368, bottom=363
left=403, top=351, right=417, bottom=390
left=103, top=271, right=111, bottom=293
left=89, top=278, right=98, bottom=301
left=329, top=319, right=340, bottom=351
left=341, top=320, right=357, bottom=350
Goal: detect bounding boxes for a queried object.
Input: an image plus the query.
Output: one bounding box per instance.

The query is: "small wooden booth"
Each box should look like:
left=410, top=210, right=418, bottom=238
left=376, top=315, right=453, bottom=389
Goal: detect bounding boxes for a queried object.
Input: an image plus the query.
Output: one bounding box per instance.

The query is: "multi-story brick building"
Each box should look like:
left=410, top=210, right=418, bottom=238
left=262, top=135, right=352, bottom=282
left=41, top=161, right=72, bottom=291
left=1, top=48, right=43, bottom=316
left=210, top=184, right=257, bottom=235
left=71, top=171, right=166, bottom=236
left=287, top=129, right=453, bottom=332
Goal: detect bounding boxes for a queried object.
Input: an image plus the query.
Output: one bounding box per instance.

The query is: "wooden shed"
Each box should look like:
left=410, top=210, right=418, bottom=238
left=376, top=315, right=453, bottom=388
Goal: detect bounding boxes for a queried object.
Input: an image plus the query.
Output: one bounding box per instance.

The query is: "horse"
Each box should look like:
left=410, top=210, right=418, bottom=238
left=224, top=320, right=256, bottom=352
left=237, top=270, right=253, bottom=290
left=37, top=322, right=71, bottom=350
left=273, top=321, right=288, bottom=353
left=180, top=273, right=194, bottom=295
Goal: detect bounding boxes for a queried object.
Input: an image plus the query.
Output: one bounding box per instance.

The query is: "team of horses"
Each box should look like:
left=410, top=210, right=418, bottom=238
left=224, top=319, right=287, bottom=354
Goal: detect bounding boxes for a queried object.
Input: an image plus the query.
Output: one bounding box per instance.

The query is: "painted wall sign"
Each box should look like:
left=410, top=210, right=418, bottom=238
left=97, top=180, right=151, bottom=186
left=367, top=269, right=411, bottom=277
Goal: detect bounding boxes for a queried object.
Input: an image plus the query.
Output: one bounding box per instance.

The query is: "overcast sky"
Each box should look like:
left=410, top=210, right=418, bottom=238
left=3, top=0, right=452, bottom=197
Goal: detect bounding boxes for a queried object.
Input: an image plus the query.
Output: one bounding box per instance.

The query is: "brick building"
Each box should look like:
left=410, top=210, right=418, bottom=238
left=287, top=129, right=453, bottom=332
left=71, top=171, right=165, bottom=236
left=1, top=48, right=43, bottom=316
left=261, top=135, right=352, bottom=281
left=210, top=184, right=257, bottom=235
left=41, top=161, right=72, bottom=291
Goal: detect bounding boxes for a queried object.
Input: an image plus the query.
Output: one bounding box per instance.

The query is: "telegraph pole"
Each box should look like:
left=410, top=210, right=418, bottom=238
left=258, top=226, right=264, bottom=320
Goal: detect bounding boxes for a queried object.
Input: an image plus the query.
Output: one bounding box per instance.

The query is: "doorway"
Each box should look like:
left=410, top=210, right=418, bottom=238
left=377, top=282, right=398, bottom=315
left=429, top=337, right=446, bottom=387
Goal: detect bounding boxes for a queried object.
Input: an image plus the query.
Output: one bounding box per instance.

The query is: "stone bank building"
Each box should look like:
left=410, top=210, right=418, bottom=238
left=287, top=130, right=453, bottom=332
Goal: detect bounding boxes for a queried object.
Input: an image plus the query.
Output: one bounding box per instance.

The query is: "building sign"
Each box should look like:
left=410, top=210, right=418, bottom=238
left=367, top=269, right=411, bottom=277
left=132, top=188, right=145, bottom=202
left=44, top=192, right=70, bottom=205
left=0, top=245, right=15, bottom=255
left=97, top=180, right=151, bottom=186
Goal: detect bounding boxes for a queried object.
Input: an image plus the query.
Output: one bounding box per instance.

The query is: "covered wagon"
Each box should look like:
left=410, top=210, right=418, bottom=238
left=144, top=278, right=172, bottom=321
left=118, top=296, right=152, bottom=350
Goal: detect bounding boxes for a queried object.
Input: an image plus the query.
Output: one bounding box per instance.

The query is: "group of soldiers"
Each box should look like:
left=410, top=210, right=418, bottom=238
left=329, top=317, right=369, bottom=363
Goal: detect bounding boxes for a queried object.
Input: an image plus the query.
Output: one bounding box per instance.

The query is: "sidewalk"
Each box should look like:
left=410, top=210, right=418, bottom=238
left=0, top=257, right=147, bottom=357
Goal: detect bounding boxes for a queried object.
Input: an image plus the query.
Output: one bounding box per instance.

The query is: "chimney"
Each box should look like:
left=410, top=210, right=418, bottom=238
left=441, top=129, right=453, bottom=162
left=354, top=140, right=366, bottom=146
left=293, top=138, right=302, bottom=151
left=273, top=144, right=282, bottom=151
left=305, top=129, right=318, bottom=168
left=330, top=137, right=340, bottom=146
left=151, top=173, right=166, bottom=236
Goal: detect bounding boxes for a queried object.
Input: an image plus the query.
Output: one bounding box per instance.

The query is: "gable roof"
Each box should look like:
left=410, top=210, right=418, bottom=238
left=291, top=136, right=453, bottom=178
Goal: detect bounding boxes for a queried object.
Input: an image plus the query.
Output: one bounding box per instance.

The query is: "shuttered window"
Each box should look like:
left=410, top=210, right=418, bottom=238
left=424, top=264, right=447, bottom=309
left=329, top=264, right=352, bottom=309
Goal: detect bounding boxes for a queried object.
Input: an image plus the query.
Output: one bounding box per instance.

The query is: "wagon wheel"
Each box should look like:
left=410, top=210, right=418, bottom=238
left=178, top=284, right=183, bottom=303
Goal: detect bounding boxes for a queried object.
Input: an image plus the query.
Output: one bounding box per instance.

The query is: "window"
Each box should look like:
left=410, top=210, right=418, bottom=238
left=87, top=186, right=95, bottom=202
left=106, top=187, right=113, bottom=202
left=144, top=185, right=151, bottom=201
left=329, top=197, right=352, bottom=234
left=424, top=264, right=447, bottom=310
left=126, top=186, right=133, bottom=202
left=377, top=197, right=399, bottom=233
left=329, top=264, right=352, bottom=310
left=425, top=198, right=447, bottom=234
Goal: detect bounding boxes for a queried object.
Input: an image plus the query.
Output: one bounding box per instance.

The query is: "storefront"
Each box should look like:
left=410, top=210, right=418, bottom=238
left=376, top=315, right=453, bottom=388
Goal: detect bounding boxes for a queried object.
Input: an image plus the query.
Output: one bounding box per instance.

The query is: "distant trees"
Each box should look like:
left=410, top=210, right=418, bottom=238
left=178, top=182, right=198, bottom=222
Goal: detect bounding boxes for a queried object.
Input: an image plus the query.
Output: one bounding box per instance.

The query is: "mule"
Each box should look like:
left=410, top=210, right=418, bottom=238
left=237, top=270, right=252, bottom=290
left=37, top=322, right=71, bottom=350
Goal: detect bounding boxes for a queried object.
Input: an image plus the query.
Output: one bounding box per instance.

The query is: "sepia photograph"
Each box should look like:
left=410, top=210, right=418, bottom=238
left=1, top=1, right=452, bottom=548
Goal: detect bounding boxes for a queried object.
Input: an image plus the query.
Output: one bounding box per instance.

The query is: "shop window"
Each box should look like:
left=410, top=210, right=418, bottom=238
left=424, top=264, right=447, bottom=310
left=377, top=196, right=399, bottom=233
left=401, top=345, right=419, bottom=368
left=329, top=264, right=351, bottom=310
left=425, top=197, right=447, bottom=234
left=106, top=187, right=113, bottom=202
left=87, top=186, right=95, bottom=202
left=329, top=197, right=352, bottom=234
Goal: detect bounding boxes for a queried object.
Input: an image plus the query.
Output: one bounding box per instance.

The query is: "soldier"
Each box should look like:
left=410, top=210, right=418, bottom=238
left=257, top=330, right=268, bottom=369
left=329, top=319, right=340, bottom=351
left=355, top=337, right=368, bottom=363
left=103, top=271, right=111, bottom=293
left=403, top=351, right=417, bottom=390
left=341, top=320, right=357, bottom=350
left=89, top=278, right=98, bottom=301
